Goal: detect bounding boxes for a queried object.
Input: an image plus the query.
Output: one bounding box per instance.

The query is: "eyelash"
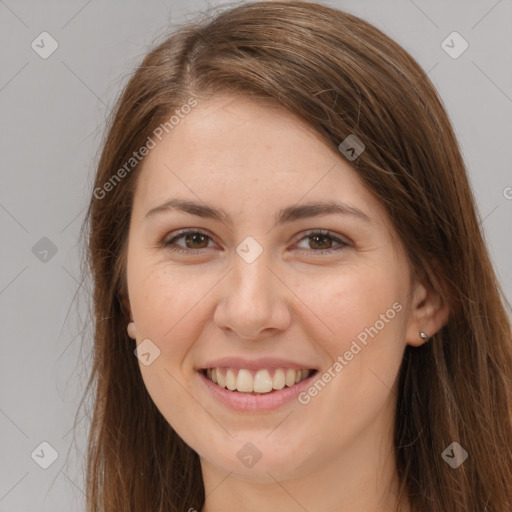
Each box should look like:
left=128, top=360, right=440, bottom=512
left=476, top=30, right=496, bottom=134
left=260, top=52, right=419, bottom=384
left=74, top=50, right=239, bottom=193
left=162, top=229, right=349, bottom=255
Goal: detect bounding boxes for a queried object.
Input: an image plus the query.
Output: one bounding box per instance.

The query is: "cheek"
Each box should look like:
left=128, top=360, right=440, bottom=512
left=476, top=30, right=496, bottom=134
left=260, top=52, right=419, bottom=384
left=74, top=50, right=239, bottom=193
left=296, top=263, right=408, bottom=416
left=131, top=264, right=211, bottom=425
left=129, top=261, right=215, bottom=364
left=302, top=262, right=406, bottom=354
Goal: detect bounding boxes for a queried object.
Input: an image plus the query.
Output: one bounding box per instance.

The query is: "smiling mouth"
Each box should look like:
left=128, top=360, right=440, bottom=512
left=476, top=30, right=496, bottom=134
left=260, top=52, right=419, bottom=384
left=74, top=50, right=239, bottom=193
left=201, top=367, right=318, bottom=394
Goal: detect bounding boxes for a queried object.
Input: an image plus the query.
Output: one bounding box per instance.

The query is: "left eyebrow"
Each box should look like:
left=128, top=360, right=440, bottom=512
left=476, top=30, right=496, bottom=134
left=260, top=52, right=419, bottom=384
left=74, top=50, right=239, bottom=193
left=144, top=198, right=373, bottom=227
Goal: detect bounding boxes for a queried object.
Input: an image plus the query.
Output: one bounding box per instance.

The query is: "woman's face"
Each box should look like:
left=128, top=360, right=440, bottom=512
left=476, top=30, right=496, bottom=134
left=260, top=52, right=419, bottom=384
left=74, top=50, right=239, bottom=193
left=125, top=93, right=425, bottom=483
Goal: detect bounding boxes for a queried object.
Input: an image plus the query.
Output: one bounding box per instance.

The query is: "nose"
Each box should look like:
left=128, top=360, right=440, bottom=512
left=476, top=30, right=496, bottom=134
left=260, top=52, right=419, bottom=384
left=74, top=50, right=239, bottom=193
left=213, top=248, right=292, bottom=341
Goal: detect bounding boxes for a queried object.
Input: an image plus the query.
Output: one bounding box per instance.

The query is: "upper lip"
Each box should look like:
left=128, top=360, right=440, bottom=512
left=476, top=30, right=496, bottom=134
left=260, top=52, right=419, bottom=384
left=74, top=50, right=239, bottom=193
left=198, top=357, right=318, bottom=371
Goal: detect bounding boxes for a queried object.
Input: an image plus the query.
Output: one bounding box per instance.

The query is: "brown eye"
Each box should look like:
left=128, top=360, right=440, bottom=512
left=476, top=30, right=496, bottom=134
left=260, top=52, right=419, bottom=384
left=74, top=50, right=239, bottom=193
left=164, top=230, right=213, bottom=252
left=294, top=230, right=349, bottom=254
left=181, top=232, right=210, bottom=249
left=309, top=233, right=333, bottom=250
left=162, top=228, right=349, bottom=255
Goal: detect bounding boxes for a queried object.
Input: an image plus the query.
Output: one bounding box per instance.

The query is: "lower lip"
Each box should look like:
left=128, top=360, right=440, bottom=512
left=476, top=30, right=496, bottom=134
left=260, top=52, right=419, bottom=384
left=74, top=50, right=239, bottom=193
left=198, top=370, right=317, bottom=412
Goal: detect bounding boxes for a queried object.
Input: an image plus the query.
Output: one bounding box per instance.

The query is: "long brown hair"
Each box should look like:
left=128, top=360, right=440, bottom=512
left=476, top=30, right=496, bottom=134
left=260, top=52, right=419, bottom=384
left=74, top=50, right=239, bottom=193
left=79, top=1, right=512, bottom=510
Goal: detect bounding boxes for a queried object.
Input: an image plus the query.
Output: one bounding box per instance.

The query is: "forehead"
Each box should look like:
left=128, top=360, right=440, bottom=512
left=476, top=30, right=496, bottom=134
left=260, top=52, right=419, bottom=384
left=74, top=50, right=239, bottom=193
left=131, top=94, right=384, bottom=226
left=146, top=94, right=332, bottom=170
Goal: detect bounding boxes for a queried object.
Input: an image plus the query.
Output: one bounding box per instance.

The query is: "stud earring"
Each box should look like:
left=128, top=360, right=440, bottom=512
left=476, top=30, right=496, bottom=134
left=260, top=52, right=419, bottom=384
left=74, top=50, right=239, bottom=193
left=419, top=331, right=428, bottom=341
left=127, top=321, right=137, bottom=339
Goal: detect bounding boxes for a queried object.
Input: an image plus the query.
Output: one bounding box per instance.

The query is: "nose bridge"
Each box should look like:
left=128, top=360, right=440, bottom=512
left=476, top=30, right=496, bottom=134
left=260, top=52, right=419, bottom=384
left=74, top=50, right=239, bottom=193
left=231, top=240, right=276, bottom=302
left=213, top=237, right=290, bottom=338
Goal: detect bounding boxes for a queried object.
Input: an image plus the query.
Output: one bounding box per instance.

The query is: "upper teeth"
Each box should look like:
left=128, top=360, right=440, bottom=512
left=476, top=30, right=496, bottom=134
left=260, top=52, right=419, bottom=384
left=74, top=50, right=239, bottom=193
left=206, top=368, right=312, bottom=394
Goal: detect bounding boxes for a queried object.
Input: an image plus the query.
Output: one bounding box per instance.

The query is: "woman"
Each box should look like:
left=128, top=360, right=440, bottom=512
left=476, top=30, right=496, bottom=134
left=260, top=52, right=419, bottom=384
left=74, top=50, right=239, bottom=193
left=80, top=1, right=512, bottom=511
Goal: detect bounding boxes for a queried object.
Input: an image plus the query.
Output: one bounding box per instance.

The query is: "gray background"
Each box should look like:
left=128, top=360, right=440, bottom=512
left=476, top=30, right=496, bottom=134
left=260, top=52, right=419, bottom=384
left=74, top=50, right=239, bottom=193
left=1, top=0, right=511, bottom=510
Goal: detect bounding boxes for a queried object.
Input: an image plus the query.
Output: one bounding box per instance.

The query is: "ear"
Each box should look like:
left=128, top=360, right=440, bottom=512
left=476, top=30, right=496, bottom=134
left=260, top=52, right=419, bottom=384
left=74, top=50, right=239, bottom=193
left=405, top=273, right=450, bottom=347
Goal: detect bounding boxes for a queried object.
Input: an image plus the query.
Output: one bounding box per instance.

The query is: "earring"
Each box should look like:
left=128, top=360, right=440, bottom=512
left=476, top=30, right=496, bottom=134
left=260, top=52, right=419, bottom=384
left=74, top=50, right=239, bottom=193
left=419, top=331, right=428, bottom=341
left=127, top=321, right=137, bottom=339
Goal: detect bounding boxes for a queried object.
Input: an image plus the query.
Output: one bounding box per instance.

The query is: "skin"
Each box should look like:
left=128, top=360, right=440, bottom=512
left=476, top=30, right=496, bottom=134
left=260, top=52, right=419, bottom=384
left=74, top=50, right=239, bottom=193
left=124, top=94, right=449, bottom=512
